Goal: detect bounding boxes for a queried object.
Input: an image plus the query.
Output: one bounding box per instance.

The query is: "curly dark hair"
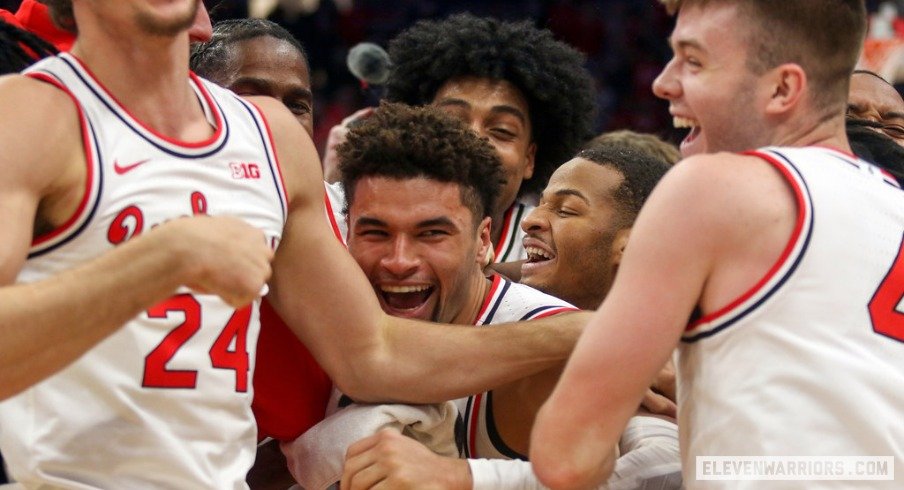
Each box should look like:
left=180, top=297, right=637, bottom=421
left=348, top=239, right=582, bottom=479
left=190, top=18, right=308, bottom=83
left=578, top=143, right=670, bottom=224
left=0, top=21, right=58, bottom=75
left=384, top=13, right=596, bottom=197
left=339, top=101, right=505, bottom=223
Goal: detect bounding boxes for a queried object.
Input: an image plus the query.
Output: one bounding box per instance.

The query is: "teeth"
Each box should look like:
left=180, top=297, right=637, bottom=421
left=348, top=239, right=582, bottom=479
left=381, top=285, right=430, bottom=293
left=673, top=116, right=698, bottom=129
left=525, top=247, right=554, bottom=260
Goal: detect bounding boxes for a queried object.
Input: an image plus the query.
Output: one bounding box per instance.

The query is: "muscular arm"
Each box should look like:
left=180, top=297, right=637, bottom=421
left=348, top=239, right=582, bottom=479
left=530, top=154, right=798, bottom=489
left=259, top=98, right=588, bottom=403
left=0, top=76, right=272, bottom=400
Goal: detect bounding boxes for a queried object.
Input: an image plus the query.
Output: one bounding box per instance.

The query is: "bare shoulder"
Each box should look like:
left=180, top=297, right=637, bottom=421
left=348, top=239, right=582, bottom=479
left=653, top=151, right=797, bottom=234
left=242, top=95, right=324, bottom=207
left=0, top=74, right=83, bottom=188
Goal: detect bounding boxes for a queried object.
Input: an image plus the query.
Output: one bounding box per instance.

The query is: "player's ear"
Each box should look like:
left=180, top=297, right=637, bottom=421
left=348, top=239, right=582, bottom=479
left=765, top=63, right=806, bottom=116
left=522, top=142, right=537, bottom=180
left=610, top=227, right=632, bottom=271
left=476, top=216, right=493, bottom=266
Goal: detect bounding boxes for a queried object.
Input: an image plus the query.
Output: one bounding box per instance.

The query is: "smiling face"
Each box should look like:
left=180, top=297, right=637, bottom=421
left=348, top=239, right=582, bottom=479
left=346, top=177, right=492, bottom=324
left=520, top=158, right=628, bottom=310
left=432, top=76, right=536, bottom=219
left=222, top=36, right=313, bottom=135
left=652, top=3, right=769, bottom=157
left=848, top=72, right=904, bottom=146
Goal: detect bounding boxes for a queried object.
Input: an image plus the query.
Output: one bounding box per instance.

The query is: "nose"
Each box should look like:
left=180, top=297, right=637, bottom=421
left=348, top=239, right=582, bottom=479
left=188, top=1, right=213, bottom=43
left=380, top=235, right=421, bottom=276
left=521, top=206, right=549, bottom=234
left=652, top=58, right=680, bottom=102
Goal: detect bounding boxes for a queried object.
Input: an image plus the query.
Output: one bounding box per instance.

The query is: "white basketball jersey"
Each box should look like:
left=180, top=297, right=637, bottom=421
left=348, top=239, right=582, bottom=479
left=678, top=147, right=904, bottom=488
left=492, top=200, right=534, bottom=263
left=460, top=275, right=577, bottom=459
left=0, top=53, right=287, bottom=489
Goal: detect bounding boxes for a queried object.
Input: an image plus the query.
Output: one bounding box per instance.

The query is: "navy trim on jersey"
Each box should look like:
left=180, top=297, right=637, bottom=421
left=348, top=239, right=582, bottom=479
left=462, top=396, right=475, bottom=458
left=683, top=149, right=815, bottom=342
left=235, top=98, right=287, bottom=222
left=483, top=391, right=528, bottom=460
left=498, top=204, right=525, bottom=262
left=58, top=56, right=230, bottom=159
left=479, top=279, right=512, bottom=325
left=827, top=152, right=901, bottom=189
left=27, top=98, right=104, bottom=259
left=519, top=305, right=568, bottom=321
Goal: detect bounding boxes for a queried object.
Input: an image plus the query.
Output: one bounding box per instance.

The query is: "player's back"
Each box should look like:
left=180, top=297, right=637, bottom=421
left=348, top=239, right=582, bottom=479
left=679, top=146, right=904, bottom=488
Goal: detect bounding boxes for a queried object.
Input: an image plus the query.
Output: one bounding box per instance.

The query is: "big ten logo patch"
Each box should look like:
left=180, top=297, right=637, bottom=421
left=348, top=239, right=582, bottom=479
left=230, top=162, right=261, bottom=180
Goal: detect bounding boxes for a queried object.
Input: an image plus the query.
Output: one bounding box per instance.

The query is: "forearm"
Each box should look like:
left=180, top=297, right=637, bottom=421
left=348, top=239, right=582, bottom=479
left=0, top=228, right=190, bottom=399
left=347, top=311, right=589, bottom=403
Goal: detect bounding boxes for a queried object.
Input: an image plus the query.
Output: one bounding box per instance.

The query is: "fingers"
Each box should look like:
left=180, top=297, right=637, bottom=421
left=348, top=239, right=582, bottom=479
left=651, top=359, right=677, bottom=401
left=341, top=431, right=389, bottom=490
left=174, top=216, right=274, bottom=306
left=342, top=107, right=375, bottom=126
left=641, top=389, right=677, bottom=418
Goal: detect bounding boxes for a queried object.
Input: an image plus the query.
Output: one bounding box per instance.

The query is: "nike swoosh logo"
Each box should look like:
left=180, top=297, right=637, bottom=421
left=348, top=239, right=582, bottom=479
left=113, top=159, right=150, bottom=175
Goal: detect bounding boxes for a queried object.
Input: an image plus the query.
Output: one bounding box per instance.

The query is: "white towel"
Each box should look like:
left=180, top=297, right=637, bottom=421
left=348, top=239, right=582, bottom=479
left=282, top=400, right=460, bottom=490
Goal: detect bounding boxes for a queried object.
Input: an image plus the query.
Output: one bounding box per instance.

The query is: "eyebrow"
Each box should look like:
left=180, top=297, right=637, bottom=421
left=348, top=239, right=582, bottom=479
left=883, top=111, right=904, bottom=121
left=353, top=216, right=458, bottom=229
left=435, top=97, right=527, bottom=124
left=668, top=36, right=706, bottom=54
left=230, top=76, right=314, bottom=101
left=553, top=189, right=590, bottom=205
left=416, top=217, right=457, bottom=229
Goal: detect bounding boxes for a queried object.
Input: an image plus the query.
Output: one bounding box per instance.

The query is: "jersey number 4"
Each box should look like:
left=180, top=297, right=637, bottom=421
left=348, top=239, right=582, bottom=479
left=142, top=294, right=251, bottom=391
left=869, top=233, right=904, bottom=343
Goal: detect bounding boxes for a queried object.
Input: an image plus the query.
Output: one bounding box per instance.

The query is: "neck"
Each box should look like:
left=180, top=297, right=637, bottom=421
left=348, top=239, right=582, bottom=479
left=451, top=272, right=494, bottom=325
left=768, top=109, right=852, bottom=154
left=70, top=29, right=206, bottom=140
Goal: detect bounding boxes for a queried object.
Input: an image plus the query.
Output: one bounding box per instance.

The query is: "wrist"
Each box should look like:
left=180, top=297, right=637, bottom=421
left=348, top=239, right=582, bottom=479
left=447, top=457, right=474, bottom=490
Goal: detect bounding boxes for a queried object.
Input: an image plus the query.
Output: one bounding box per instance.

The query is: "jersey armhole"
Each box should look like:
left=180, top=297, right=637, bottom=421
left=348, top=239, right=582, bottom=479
left=25, top=72, right=101, bottom=257
left=683, top=149, right=813, bottom=342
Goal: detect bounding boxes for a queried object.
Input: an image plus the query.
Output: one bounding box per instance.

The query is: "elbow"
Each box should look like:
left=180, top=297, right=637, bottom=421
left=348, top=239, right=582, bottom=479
left=532, top=451, right=613, bottom=490
left=531, top=406, right=616, bottom=490
left=326, top=353, right=389, bottom=403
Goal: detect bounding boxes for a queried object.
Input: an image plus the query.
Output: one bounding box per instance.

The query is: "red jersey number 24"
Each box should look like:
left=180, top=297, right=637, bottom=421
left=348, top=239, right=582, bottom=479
left=869, top=233, right=904, bottom=343
left=142, top=294, right=251, bottom=391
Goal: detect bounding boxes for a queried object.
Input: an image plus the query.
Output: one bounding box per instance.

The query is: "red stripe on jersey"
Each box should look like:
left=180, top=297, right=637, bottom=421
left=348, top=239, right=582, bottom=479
left=26, top=72, right=96, bottom=249
left=687, top=150, right=808, bottom=331
left=493, top=205, right=516, bottom=259
left=69, top=54, right=224, bottom=149
left=323, top=188, right=345, bottom=245
left=473, top=275, right=504, bottom=324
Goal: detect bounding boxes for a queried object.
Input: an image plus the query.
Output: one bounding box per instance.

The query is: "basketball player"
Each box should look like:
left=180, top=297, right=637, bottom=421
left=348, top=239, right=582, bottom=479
left=338, top=142, right=679, bottom=490
left=532, top=1, right=904, bottom=488
left=190, top=19, right=314, bottom=135
left=0, top=1, right=585, bottom=486
left=1, top=0, right=212, bottom=49
left=286, top=101, right=575, bottom=487
left=325, top=13, right=596, bottom=264
left=847, top=69, right=904, bottom=146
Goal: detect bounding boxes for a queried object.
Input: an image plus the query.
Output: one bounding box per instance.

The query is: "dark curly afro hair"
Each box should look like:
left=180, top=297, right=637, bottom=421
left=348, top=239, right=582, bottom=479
left=384, top=13, right=596, bottom=197
left=338, top=101, right=505, bottom=222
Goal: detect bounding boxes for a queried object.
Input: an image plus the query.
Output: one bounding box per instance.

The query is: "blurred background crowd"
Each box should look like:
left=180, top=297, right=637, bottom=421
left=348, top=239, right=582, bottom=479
left=2, top=0, right=900, bottom=158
